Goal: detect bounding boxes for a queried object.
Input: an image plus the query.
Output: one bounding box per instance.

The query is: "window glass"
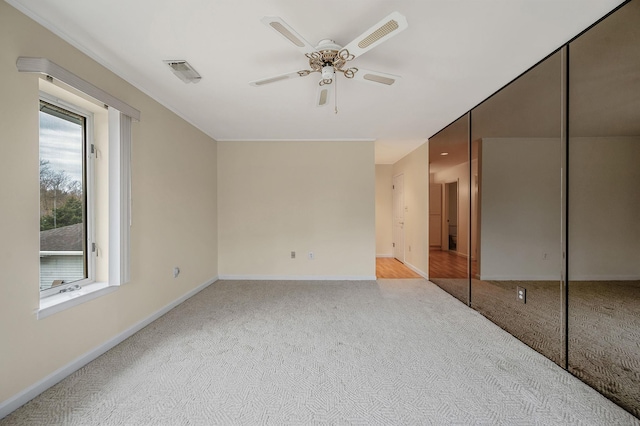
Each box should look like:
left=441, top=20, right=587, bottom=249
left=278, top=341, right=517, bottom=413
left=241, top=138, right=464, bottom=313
left=39, top=97, right=91, bottom=294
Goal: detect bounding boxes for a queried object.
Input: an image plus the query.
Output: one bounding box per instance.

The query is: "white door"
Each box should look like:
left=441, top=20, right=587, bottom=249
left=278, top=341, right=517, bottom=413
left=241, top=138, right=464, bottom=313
left=393, top=174, right=405, bottom=262
left=429, top=183, right=443, bottom=248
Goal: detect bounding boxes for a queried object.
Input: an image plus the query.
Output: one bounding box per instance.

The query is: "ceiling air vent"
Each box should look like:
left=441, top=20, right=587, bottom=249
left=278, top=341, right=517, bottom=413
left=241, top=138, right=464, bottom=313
left=164, top=60, right=201, bottom=83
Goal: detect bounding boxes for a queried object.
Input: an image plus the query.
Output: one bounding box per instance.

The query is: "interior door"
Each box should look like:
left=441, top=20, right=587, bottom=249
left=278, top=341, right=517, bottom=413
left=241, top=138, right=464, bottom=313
left=393, top=174, right=405, bottom=262
left=446, top=181, right=458, bottom=252
left=429, top=183, right=442, bottom=248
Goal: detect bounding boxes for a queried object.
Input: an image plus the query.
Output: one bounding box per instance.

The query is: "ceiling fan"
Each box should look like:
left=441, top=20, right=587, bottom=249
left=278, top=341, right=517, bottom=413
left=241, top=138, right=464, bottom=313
left=250, top=12, right=408, bottom=108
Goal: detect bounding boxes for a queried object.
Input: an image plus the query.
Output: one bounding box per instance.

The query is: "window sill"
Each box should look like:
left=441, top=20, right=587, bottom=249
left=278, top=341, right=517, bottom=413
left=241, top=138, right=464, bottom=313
left=38, top=282, right=119, bottom=319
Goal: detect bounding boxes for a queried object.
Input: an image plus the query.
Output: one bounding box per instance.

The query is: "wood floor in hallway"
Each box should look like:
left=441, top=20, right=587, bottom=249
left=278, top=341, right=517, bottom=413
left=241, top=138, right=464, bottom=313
left=429, top=249, right=478, bottom=278
left=376, top=257, right=422, bottom=279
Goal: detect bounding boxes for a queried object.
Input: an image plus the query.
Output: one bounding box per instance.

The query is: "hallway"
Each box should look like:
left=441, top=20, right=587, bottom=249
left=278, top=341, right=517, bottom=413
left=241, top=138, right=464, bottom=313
left=429, top=249, right=478, bottom=278
left=376, top=257, right=422, bottom=278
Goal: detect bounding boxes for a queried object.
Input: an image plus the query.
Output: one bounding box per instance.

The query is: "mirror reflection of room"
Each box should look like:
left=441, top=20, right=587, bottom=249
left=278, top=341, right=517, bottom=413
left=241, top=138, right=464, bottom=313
left=470, top=50, right=563, bottom=365
left=428, top=0, right=640, bottom=417
left=429, top=114, right=471, bottom=305
left=567, top=0, right=640, bottom=415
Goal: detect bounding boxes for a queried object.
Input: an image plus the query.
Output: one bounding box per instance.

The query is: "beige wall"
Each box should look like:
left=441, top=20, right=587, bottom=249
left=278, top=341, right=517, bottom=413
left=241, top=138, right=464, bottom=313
left=569, top=137, right=640, bottom=280
left=375, top=165, right=393, bottom=257
left=480, top=138, right=562, bottom=280
left=477, top=136, right=640, bottom=281
left=392, top=143, right=429, bottom=276
left=217, top=141, right=375, bottom=279
left=0, top=2, right=218, bottom=403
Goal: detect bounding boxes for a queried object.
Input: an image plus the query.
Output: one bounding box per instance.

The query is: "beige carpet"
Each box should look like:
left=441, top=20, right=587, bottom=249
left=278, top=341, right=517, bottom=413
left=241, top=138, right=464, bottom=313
left=432, top=278, right=640, bottom=418
left=2, top=279, right=638, bottom=425
left=567, top=280, right=640, bottom=418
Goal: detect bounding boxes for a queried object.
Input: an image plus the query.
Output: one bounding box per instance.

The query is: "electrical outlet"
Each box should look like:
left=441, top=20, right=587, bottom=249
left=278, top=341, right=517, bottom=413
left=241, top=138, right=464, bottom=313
left=291, top=251, right=296, bottom=259
left=517, top=286, right=526, bottom=303
left=173, top=267, right=180, bottom=278
left=308, top=252, right=314, bottom=260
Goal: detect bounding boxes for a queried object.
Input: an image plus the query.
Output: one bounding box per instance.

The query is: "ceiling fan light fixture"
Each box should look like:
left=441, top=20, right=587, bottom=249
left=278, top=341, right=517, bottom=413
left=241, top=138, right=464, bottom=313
left=252, top=12, right=408, bottom=107
left=321, top=65, right=334, bottom=81
left=164, top=60, right=202, bottom=83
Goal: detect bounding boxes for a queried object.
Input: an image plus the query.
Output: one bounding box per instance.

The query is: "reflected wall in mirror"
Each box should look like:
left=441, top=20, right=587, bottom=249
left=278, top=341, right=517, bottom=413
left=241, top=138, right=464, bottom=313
left=568, top=0, right=640, bottom=416
left=428, top=114, right=470, bottom=305
left=427, top=0, right=639, bottom=417
left=470, top=51, right=564, bottom=365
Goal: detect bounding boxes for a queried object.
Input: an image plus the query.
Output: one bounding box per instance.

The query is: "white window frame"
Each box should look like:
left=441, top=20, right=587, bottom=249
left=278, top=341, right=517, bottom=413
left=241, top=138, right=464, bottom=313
left=38, top=92, right=96, bottom=298
left=17, top=57, right=139, bottom=318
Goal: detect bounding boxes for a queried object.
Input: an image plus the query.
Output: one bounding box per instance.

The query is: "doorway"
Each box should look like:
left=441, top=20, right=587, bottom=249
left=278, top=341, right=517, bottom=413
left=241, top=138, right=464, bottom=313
left=445, top=181, right=458, bottom=252
left=392, top=174, right=404, bottom=262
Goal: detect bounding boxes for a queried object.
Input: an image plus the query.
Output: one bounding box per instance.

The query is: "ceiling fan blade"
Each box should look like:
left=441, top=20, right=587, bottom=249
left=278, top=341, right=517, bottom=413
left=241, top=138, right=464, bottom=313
left=351, top=68, right=402, bottom=86
left=261, top=16, right=318, bottom=55
left=250, top=70, right=311, bottom=86
left=341, top=11, right=408, bottom=59
left=316, top=82, right=333, bottom=108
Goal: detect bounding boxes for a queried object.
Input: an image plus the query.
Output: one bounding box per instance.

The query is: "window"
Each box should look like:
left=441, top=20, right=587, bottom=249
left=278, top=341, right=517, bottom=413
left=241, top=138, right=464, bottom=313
left=18, top=57, right=137, bottom=316
left=39, top=94, right=95, bottom=297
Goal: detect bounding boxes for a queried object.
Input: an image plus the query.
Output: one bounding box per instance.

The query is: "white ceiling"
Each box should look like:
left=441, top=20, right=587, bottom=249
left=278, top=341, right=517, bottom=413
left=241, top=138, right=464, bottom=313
left=7, top=0, right=624, bottom=164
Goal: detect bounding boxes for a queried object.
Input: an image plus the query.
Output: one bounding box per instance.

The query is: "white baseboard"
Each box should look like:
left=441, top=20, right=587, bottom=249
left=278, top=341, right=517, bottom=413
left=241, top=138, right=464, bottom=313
left=568, top=275, right=640, bottom=281
left=218, top=275, right=377, bottom=281
left=477, top=274, right=640, bottom=281
left=376, top=254, right=393, bottom=258
left=451, top=251, right=470, bottom=259
left=479, top=275, right=562, bottom=281
left=403, top=262, right=428, bottom=279
left=0, top=276, right=218, bottom=420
